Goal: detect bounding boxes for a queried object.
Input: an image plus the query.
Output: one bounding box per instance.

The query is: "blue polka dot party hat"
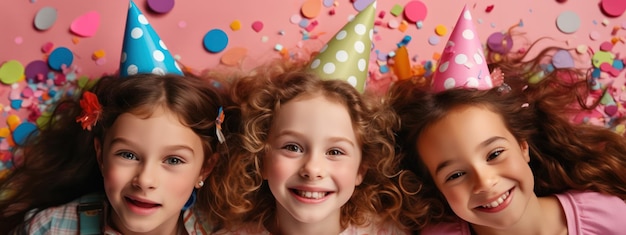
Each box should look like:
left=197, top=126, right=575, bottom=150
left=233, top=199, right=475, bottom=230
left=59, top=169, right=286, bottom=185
left=308, top=1, right=376, bottom=93
left=119, top=0, right=182, bottom=77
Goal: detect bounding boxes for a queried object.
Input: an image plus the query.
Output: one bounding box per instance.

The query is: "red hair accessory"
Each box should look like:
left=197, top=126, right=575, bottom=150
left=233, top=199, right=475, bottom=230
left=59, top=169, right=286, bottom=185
left=76, top=91, right=102, bottom=131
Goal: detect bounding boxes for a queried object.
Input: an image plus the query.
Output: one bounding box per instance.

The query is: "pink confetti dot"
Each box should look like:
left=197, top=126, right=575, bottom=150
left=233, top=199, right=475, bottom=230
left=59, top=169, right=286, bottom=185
left=14, top=37, right=23, bottom=45
left=589, top=31, right=601, bottom=40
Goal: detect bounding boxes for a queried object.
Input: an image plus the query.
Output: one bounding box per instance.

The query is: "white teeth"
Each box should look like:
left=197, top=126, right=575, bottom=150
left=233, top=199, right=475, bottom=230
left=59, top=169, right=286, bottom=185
left=481, top=191, right=510, bottom=208
left=297, top=190, right=327, bottom=199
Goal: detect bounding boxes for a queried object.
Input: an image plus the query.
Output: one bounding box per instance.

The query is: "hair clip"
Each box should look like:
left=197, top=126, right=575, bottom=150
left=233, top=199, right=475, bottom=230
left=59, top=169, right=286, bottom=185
left=215, top=106, right=225, bottom=144
left=76, top=91, right=102, bottom=131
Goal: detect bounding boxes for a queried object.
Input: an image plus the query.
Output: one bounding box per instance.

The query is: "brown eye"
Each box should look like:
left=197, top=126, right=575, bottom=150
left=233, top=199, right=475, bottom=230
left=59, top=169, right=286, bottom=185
left=283, top=144, right=303, bottom=153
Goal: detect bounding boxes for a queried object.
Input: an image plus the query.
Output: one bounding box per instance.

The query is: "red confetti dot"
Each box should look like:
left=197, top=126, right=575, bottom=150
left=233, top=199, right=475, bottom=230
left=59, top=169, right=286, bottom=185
left=485, top=5, right=494, bottom=13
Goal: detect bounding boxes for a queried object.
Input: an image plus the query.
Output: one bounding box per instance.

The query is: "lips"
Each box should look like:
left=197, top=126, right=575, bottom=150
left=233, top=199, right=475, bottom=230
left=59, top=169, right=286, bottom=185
left=479, top=190, right=510, bottom=208
left=292, top=189, right=329, bottom=199
left=125, top=197, right=161, bottom=208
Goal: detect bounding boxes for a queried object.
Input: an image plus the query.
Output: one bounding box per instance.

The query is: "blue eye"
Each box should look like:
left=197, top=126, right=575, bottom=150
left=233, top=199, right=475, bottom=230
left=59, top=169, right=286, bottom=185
left=164, top=157, right=184, bottom=165
left=446, top=172, right=465, bottom=181
left=117, top=152, right=137, bottom=160
left=282, top=144, right=303, bottom=153
left=487, top=149, right=504, bottom=161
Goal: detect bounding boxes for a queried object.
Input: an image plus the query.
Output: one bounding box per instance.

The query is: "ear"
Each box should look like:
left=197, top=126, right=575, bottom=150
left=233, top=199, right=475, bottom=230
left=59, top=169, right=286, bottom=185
left=520, top=140, right=530, bottom=163
left=355, top=168, right=366, bottom=186
left=94, top=137, right=103, bottom=167
left=199, top=153, right=219, bottom=181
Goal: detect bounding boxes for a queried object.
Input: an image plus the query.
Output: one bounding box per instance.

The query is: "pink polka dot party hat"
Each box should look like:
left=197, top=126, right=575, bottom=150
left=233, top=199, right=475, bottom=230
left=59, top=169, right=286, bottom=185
left=431, top=5, right=493, bottom=92
left=119, top=0, right=182, bottom=77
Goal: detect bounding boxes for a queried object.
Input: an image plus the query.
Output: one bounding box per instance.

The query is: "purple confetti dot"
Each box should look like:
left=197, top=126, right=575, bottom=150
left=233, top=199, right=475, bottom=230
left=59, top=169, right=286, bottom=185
left=25, top=60, right=49, bottom=81
left=147, top=0, right=175, bottom=14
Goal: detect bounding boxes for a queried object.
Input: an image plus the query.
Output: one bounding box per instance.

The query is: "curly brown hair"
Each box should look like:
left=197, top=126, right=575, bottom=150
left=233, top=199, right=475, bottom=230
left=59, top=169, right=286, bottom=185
left=0, top=73, right=236, bottom=233
left=209, top=60, right=414, bottom=232
left=388, top=73, right=626, bottom=230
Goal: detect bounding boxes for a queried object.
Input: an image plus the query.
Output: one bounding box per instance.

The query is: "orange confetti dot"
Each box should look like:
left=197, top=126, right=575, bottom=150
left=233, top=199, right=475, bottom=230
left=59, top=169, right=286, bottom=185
left=230, top=20, right=241, bottom=31
left=301, top=0, right=321, bottom=19
left=72, top=37, right=80, bottom=44
left=92, top=49, right=105, bottom=60
left=398, top=20, right=409, bottom=32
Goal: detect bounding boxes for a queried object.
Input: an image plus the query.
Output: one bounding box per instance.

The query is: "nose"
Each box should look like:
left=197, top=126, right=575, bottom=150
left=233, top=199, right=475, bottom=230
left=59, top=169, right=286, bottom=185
left=299, top=154, right=326, bottom=180
left=133, top=162, right=158, bottom=190
left=472, top=165, right=498, bottom=194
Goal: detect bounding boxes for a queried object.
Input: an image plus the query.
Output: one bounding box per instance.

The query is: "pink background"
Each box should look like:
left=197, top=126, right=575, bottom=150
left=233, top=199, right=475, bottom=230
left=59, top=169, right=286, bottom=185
left=0, top=0, right=625, bottom=163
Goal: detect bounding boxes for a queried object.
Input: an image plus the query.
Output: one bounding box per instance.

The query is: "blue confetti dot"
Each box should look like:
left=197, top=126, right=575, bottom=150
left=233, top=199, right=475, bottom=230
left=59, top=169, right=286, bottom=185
left=13, top=122, right=38, bottom=146
left=48, top=47, right=73, bottom=71
left=203, top=29, right=228, bottom=53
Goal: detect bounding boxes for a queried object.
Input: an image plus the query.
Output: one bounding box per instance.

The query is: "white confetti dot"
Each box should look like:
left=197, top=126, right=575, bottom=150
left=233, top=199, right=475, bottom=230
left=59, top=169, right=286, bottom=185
left=462, top=29, right=474, bottom=40
left=323, top=63, right=336, bottom=74
left=354, top=24, right=366, bottom=35
left=336, top=50, right=348, bottom=62
left=463, top=10, right=472, bottom=20
left=138, top=14, right=149, bottom=25
left=439, top=61, right=449, bottom=72
left=153, top=50, right=165, bottom=62
left=354, top=41, right=365, bottom=54
left=159, top=40, right=167, bottom=50
left=357, top=59, right=366, bottom=71
left=466, top=77, right=479, bottom=88
left=347, top=76, right=358, bottom=87
left=474, top=53, right=483, bottom=64
left=455, top=54, right=468, bottom=64
left=444, top=78, right=456, bottom=90
left=152, top=67, right=165, bottom=75
left=319, top=44, right=328, bottom=53
left=131, top=27, right=143, bottom=39
left=311, top=59, right=321, bottom=69
left=121, top=52, right=127, bottom=63
left=336, top=30, right=347, bottom=40
left=127, top=64, right=138, bottom=75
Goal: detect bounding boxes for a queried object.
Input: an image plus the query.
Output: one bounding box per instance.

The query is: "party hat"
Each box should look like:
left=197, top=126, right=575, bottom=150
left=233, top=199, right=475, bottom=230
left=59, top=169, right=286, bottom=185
left=308, top=1, right=376, bottom=93
left=431, top=5, right=492, bottom=92
left=119, top=0, right=182, bottom=77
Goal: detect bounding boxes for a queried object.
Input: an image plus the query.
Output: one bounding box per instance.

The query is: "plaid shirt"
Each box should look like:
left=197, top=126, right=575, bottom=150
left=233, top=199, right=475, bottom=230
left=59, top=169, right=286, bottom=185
left=21, top=194, right=212, bottom=235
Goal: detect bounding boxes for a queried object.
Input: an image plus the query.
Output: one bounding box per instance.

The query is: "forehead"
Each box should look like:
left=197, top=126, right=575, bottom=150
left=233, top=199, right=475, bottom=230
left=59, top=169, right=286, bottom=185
left=416, top=106, right=509, bottom=162
left=272, top=94, right=357, bottom=139
left=105, top=108, right=204, bottom=153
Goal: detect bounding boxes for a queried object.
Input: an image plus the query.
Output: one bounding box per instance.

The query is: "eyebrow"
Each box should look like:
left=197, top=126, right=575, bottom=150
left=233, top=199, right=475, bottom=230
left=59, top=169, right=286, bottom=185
left=274, top=130, right=356, bottom=147
left=433, top=136, right=506, bottom=175
left=110, top=137, right=196, bottom=155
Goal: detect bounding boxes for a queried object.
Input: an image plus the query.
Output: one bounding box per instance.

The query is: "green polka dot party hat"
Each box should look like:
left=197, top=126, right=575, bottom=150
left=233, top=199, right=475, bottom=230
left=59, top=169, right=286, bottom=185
left=308, top=1, right=376, bottom=93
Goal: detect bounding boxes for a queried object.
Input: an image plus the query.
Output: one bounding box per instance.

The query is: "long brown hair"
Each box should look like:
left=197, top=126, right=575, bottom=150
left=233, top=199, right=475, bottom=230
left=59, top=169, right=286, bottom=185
left=0, top=73, right=236, bottom=232
left=388, top=76, right=626, bottom=229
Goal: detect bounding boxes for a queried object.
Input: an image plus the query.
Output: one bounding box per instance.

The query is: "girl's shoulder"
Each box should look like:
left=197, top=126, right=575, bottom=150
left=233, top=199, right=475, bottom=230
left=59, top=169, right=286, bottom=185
left=21, top=194, right=105, bottom=235
left=420, top=218, right=470, bottom=235
left=555, top=190, right=626, bottom=234
left=213, top=223, right=271, bottom=235
left=340, top=220, right=411, bottom=235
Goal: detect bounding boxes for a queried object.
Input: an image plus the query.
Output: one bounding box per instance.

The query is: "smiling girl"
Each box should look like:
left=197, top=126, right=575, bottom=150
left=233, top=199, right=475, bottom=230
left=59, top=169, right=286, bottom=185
left=211, top=62, right=412, bottom=235
left=0, top=73, right=235, bottom=234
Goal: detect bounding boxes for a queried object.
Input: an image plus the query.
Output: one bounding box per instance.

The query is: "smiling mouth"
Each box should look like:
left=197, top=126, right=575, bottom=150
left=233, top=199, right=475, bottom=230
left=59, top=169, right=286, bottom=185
left=478, top=190, right=511, bottom=209
left=291, top=189, right=330, bottom=199
left=125, top=197, right=161, bottom=208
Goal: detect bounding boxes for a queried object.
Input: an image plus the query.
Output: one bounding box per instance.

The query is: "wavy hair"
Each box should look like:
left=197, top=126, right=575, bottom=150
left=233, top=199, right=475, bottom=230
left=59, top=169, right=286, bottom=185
left=0, top=73, right=235, bottom=232
left=388, top=76, right=626, bottom=229
left=211, top=60, right=411, bottom=232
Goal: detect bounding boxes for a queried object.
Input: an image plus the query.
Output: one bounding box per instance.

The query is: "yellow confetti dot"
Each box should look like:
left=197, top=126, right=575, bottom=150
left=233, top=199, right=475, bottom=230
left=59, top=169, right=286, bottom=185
left=0, top=127, right=9, bottom=138
left=615, top=124, right=625, bottom=135
left=435, top=25, right=447, bottom=36
left=92, top=49, right=106, bottom=60
left=7, top=114, right=21, bottom=131
left=230, top=20, right=241, bottom=31
left=575, top=45, right=587, bottom=54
